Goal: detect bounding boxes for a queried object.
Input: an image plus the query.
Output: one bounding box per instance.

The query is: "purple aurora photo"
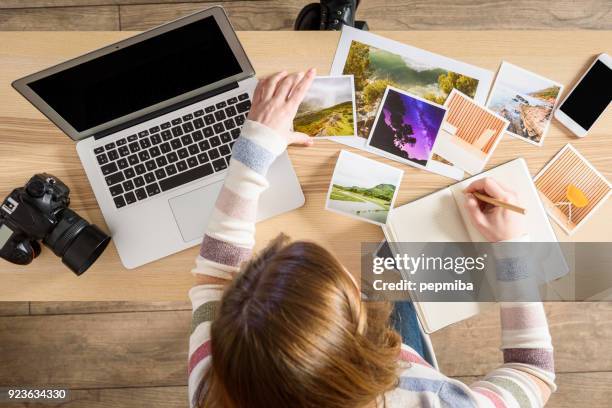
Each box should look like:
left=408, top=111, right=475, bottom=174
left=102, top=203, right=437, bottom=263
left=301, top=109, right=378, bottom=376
left=368, top=88, right=446, bottom=167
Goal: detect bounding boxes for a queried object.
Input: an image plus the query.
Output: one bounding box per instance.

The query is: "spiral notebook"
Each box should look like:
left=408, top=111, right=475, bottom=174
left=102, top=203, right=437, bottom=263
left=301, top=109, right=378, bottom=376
left=383, top=158, right=562, bottom=333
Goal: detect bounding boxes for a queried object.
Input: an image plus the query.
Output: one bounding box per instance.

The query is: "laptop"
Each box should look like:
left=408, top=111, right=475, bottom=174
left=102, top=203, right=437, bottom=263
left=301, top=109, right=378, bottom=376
left=12, top=7, right=305, bottom=269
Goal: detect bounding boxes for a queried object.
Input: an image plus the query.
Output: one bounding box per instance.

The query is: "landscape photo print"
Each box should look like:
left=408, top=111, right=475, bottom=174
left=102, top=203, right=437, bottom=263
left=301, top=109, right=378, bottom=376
left=293, top=75, right=357, bottom=138
left=486, top=61, right=563, bottom=146
left=326, top=150, right=403, bottom=226
left=330, top=26, right=494, bottom=140
left=366, top=86, right=447, bottom=170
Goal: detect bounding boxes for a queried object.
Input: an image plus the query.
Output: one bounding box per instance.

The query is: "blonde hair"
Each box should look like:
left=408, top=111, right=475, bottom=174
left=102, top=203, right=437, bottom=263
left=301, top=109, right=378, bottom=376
left=199, top=235, right=401, bottom=408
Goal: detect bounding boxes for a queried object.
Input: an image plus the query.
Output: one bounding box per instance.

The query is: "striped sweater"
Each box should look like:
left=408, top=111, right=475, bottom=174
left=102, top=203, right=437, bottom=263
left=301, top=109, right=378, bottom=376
left=188, top=119, right=556, bottom=407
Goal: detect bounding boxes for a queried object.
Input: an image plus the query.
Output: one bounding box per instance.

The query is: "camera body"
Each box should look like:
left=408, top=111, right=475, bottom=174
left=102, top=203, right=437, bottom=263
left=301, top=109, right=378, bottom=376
left=0, top=174, right=110, bottom=275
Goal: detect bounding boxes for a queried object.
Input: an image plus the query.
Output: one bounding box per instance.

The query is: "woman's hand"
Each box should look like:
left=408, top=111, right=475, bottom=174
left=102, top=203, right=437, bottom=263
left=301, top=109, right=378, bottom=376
left=248, top=69, right=316, bottom=146
left=463, top=177, right=526, bottom=242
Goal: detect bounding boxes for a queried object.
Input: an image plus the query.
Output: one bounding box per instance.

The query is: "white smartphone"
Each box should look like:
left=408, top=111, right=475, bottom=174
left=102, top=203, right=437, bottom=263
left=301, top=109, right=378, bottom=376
left=554, top=53, right=612, bottom=137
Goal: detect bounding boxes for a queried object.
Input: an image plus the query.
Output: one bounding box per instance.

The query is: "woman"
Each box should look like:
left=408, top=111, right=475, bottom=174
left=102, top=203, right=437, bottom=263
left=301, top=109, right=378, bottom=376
left=187, top=69, right=556, bottom=407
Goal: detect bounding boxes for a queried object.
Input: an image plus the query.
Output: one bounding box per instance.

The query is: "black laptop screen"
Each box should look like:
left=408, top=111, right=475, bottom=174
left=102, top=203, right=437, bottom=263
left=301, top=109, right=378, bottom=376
left=28, top=16, right=243, bottom=132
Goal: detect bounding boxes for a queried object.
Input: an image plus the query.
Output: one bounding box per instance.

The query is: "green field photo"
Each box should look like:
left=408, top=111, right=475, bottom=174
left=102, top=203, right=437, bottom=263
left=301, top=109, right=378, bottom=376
left=331, top=183, right=395, bottom=209
left=341, top=40, right=479, bottom=138
left=327, top=150, right=403, bottom=225
left=294, top=75, right=356, bottom=137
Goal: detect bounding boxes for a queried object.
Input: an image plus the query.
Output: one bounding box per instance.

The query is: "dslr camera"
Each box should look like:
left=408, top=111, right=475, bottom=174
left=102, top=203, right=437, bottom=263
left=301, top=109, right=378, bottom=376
left=0, top=174, right=110, bottom=275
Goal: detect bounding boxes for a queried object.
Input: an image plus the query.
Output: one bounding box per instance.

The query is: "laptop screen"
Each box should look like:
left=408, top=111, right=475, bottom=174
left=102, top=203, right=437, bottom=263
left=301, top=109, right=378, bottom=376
left=28, top=15, right=243, bottom=133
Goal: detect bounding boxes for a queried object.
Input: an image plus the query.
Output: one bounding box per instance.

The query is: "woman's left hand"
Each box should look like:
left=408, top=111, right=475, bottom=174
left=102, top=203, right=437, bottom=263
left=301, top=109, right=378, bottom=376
left=248, top=69, right=316, bottom=146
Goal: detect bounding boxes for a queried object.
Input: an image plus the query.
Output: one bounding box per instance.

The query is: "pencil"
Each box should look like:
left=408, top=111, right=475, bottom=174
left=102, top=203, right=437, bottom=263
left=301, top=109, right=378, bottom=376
left=472, top=192, right=527, bottom=215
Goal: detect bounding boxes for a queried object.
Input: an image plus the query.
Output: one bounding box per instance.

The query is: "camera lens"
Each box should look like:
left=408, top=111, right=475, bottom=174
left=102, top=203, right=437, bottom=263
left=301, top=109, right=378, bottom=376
left=43, top=209, right=110, bottom=276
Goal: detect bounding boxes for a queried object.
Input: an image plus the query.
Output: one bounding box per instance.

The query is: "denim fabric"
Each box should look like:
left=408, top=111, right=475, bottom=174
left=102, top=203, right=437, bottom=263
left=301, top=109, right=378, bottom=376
left=392, top=301, right=427, bottom=361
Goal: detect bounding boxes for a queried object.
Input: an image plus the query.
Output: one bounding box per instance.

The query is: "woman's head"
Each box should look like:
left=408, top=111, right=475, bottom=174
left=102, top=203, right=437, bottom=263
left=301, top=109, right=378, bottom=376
left=200, top=235, right=401, bottom=408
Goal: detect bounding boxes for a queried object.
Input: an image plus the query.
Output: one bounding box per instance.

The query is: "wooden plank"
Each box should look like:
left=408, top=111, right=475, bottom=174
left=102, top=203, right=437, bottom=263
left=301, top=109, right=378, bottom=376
left=30, top=301, right=191, bottom=315
left=455, top=372, right=612, bottom=408
left=1, top=386, right=188, bottom=408
left=0, top=6, right=119, bottom=30
left=119, top=0, right=612, bottom=31
left=430, top=302, right=612, bottom=377
left=120, top=2, right=302, bottom=31
left=0, top=302, right=29, bottom=316
left=0, top=310, right=190, bottom=388
left=0, top=0, right=249, bottom=9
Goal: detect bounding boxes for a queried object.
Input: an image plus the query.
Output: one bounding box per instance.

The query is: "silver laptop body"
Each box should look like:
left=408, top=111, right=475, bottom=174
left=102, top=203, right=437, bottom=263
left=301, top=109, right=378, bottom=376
left=12, top=7, right=304, bottom=269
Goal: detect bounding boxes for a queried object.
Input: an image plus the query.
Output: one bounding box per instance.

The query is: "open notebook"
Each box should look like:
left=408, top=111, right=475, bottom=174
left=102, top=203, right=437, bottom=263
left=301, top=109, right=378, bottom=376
left=383, top=158, right=561, bottom=333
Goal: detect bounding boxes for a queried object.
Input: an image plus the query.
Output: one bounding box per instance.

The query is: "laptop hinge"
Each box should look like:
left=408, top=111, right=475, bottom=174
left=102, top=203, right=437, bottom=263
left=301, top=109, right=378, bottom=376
left=93, top=81, right=240, bottom=140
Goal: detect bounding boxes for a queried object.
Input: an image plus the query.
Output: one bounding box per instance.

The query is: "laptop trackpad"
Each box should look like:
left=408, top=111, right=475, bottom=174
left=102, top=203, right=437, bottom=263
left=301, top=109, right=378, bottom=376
left=168, top=181, right=224, bottom=242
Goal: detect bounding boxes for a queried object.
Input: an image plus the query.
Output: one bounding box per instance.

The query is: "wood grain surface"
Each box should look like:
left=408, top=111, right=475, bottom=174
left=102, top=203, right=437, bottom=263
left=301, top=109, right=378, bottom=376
left=120, top=0, right=612, bottom=31
left=1, top=1, right=611, bottom=30
left=30, top=386, right=188, bottom=408
left=0, top=0, right=242, bottom=7
left=3, top=374, right=612, bottom=407
left=0, top=301, right=29, bottom=316
left=0, top=302, right=610, bottom=406
left=1, top=303, right=609, bottom=388
left=0, top=310, right=191, bottom=388
left=0, top=31, right=610, bottom=301
left=0, top=5, right=120, bottom=30
left=29, top=301, right=191, bottom=315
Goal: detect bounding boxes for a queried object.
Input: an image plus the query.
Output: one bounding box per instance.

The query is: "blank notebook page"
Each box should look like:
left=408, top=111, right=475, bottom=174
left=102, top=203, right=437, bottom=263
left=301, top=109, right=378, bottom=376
left=386, top=187, right=470, bottom=242
left=385, top=186, right=481, bottom=333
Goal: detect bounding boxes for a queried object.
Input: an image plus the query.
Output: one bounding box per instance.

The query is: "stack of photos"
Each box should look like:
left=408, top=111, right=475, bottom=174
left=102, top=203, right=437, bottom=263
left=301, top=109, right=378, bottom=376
left=293, top=75, right=357, bottom=138
left=487, top=62, right=563, bottom=146
left=366, top=87, right=447, bottom=171
left=330, top=26, right=494, bottom=145
left=326, top=150, right=403, bottom=226
left=534, top=144, right=611, bottom=235
left=431, top=89, right=509, bottom=175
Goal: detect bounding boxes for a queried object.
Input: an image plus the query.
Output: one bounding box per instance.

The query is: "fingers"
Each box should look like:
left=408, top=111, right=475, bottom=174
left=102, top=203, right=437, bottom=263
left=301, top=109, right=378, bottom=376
left=465, top=194, right=489, bottom=227
left=288, top=68, right=316, bottom=106
left=260, top=71, right=287, bottom=101
left=255, top=69, right=316, bottom=106
left=286, top=131, right=314, bottom=146
left=252, top=79, right=265, bottom=103
left=274, top=72, right=302, bottom=100
left=463, top=177, right=509, bottom=200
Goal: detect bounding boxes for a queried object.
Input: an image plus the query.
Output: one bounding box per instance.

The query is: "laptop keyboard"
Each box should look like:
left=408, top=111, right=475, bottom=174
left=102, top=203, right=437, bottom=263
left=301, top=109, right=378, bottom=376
left=93, top=93, right=251, bottom=209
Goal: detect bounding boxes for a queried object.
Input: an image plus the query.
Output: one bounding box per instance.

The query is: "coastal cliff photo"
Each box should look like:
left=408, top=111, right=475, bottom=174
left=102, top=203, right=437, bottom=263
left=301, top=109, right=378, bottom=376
left=487, top=62, right=563, bottom=146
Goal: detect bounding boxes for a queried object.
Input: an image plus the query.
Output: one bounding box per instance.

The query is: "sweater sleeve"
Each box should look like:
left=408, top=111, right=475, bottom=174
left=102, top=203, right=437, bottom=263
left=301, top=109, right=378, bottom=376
left=469, top=235, right=556, bottom=407
left=186, top=120, right=287, bottom=408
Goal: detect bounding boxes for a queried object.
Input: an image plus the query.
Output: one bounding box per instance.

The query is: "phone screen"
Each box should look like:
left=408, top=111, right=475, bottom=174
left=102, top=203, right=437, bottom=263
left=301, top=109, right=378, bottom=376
left=559, top=60, right=612, bottom=130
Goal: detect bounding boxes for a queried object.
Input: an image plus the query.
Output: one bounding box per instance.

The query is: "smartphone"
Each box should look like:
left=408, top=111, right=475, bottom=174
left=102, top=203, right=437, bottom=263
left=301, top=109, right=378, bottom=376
left=554, top=53, right=612, bottom=137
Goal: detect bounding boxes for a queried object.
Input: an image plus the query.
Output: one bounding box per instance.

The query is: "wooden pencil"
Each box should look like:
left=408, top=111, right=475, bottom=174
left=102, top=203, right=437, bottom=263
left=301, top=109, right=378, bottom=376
left=472, top=192, right=527, bottom=215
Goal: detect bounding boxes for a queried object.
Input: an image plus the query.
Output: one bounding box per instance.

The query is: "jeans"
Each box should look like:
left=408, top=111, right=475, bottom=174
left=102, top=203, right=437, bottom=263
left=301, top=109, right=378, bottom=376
left=391, top=301, right=427, bottom=361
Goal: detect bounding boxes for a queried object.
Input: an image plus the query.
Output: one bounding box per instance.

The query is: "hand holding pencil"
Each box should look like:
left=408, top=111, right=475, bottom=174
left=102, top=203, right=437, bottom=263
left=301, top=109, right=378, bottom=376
left=463, top=177, right=527, bottom=242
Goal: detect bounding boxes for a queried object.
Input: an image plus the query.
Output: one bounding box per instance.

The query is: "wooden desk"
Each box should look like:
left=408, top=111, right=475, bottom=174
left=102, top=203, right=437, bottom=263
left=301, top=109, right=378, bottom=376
left=0, top=31, right=610, bottom=301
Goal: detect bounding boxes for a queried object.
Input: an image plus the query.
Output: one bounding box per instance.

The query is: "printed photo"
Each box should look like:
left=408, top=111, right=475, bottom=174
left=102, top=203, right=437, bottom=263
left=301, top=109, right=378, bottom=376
left=534, top=144, right=611, bottom=235
left=330, top=26, right=494, bottom=139
left=293, top=75, right=357, bottom=137
left=326, top=150, right=403, bottom=226
left=431, top=89, right=509, bottom=175
left=486, top=62, right=563, bottom=146
left=366, top=87, right=447, bottom=169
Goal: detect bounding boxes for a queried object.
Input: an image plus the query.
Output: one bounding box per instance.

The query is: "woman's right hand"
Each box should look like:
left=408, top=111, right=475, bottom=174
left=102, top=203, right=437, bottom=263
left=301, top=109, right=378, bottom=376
left=248, top=69, right=316, bottom=146
left=463, top=177, right=526, bottom=242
